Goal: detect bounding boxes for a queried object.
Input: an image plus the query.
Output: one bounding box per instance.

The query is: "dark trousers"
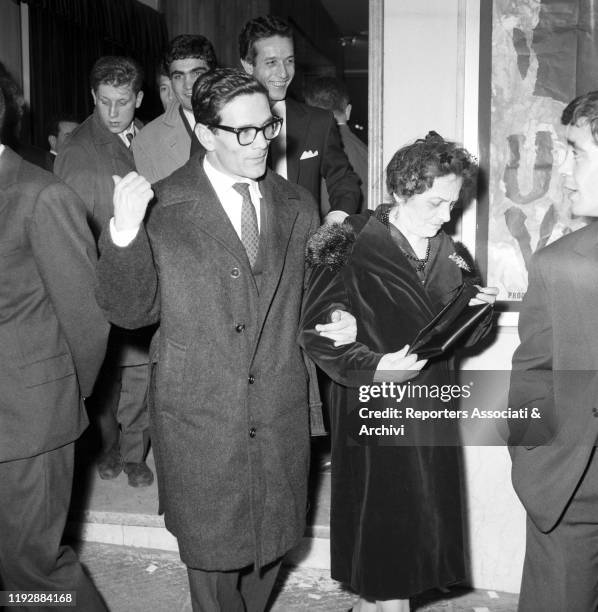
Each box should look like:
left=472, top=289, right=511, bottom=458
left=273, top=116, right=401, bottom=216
left=0, top=443, right=107, bottom=611
left=89, top=362, right=149, bottom=463
left=186, top=559, right=281, bottom=612
left=519, top=448, right=598, bottom=612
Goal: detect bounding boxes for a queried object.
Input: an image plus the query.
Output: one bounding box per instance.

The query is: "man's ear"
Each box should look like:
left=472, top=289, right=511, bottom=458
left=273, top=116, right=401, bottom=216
left=345, top=103, right=352, bottom=122
left=91, top=89, right=97, bottom=106
left=135, top=90, right=144, bottom=109
left=48, top=134, right=57, bottom=151
left=240, top=58, right=254, bottom=76
left=195, top=123, right=215, bottom=151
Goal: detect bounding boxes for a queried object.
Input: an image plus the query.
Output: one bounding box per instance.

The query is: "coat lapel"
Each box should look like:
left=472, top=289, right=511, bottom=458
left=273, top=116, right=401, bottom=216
left=90, top=111, right=135, bottom=174
left=164, top=103, right=191, bottom=166
left=182, top=159, right=252, bottom=269
left=254, top=173, right=299, bottom=336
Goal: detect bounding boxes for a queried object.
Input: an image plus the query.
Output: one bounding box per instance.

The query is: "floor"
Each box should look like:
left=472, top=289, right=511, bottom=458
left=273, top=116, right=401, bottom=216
left=66, top=434, right=519, bottom=611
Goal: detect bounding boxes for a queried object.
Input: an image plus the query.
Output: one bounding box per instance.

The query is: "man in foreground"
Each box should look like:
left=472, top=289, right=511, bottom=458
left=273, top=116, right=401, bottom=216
left=0, top=66, right=109, bottom=610
left=509, top=90, right=598, bottom=611
left=96, top=67, right=354, bottom=611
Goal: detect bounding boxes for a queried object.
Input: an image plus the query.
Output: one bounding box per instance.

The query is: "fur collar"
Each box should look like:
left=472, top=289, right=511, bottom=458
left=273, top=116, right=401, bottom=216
left=306, top=222, right=357, bottom=272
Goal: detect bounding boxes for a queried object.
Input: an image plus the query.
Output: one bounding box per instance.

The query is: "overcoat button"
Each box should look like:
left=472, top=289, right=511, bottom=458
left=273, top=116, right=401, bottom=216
left=248, top=375, right=255, bottom=384
left=593, top=407, right=598, bottom=417
left=235, top=324, right=245, bottom=333
left=249, top=427, right=256, bottom=438
left=231, top=267, right=240, bottom=278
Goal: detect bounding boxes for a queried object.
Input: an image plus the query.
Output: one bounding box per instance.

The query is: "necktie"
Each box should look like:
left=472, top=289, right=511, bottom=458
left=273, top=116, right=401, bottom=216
left=126, top=132, right=134, bottom=147
left=233, top=183, right=259, bottom=267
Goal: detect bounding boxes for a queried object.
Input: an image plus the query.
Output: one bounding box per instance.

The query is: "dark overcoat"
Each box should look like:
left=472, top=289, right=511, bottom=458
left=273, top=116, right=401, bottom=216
left=96, top=156, right=321, bottom=571
left=0, top=148, right=108, bottom=462
left=298, top=213, right=492, bottom=599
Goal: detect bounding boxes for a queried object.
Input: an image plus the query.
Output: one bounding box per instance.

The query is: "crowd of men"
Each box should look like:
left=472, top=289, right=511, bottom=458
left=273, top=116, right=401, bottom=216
left=1, top=11, right=598, bottom=612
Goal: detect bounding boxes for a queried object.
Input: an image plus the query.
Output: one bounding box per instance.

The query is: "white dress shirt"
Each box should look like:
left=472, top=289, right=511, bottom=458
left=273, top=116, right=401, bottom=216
left=118, top=122, right=137, bottom=148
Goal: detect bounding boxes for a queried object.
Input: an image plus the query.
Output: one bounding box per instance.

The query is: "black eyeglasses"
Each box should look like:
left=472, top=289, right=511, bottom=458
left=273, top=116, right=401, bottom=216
left=209, top=116, right=283, bottom=146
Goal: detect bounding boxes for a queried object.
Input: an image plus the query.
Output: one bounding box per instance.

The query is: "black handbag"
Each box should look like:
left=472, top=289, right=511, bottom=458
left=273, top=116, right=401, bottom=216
left=408, top=283, right=492, bottom=359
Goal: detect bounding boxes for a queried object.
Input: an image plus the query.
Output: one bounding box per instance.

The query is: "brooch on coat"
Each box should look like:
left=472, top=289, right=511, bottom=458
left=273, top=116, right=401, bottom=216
left=448, top=252, right=472, bottom=273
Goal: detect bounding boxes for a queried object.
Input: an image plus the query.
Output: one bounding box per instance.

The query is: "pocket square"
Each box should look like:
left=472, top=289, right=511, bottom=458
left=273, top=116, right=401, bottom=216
left=300, top=149, right=319, bottom=160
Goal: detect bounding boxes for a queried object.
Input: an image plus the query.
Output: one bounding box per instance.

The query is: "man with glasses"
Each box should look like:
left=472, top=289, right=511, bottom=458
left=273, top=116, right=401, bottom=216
left=96, top=68, right=355, bottom=611
left=132, top=34, right=217, bottom=183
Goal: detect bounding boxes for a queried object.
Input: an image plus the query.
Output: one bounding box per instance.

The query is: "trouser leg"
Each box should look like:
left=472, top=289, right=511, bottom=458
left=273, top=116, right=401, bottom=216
left=185, top=559, right=281, bottom=612
left=116, top=364, right=149, bottom=464
left=87, top=359, right=120, bottom=454
left=0, top=443, right=107, bottom=612
left=186, top=566, right=244, bottom=612
left=239, top=559, right=281, bottom=612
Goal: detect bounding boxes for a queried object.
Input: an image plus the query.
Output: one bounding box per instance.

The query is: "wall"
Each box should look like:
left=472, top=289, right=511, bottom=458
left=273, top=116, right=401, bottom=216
left=382, top=0, right=525, bottom=593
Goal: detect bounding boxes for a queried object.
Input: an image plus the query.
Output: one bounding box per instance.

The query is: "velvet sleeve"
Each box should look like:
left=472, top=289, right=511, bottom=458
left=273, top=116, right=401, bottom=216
left=298, top=263, right=383, bottom=388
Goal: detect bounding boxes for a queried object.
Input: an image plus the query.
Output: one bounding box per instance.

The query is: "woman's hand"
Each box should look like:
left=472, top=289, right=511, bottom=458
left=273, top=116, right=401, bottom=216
left=469, top=285, right=499, bottom=306
left=373, top=345, right=427, bottom=383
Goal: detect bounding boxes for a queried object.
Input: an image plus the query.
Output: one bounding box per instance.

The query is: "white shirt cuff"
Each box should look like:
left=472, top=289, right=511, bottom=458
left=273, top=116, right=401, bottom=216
left=109, top=218, right=140, bottom=247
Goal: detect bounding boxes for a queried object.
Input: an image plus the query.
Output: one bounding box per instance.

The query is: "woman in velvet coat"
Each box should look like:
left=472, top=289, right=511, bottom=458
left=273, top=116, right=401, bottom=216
left=299, top=132, right=497, bottom=612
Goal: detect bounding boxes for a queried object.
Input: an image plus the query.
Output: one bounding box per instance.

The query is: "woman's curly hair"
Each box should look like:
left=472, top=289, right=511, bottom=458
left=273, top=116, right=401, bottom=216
left=386, top=131, right=478, bottom=201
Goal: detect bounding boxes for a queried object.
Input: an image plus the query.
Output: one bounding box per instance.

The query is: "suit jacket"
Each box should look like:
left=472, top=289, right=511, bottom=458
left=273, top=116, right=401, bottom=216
left=509, top=221, right=598, bottom=532
left=96, top=157, right=320, bottom=571
left=132, top=101, right=198, bottom=184
left=54, top=111, right=151, bottom=367
left=320, top=123, right=368, bottom=216
left=0, top=148, right=109, bottom=462
left=285, top=98, right=361, bottom=216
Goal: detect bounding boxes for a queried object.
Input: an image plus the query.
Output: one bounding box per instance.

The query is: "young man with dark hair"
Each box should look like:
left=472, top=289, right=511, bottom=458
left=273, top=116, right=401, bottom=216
left=509, top=90, right=598, bottom=611
left=304, top=76, right=368, bottom=213
left=239, top=15, right=361, bottom=223
left=96, top=67, right=355, bottom=611
left=132, top=34, right=217, bottom=182
left=0, top=64, right=109, bottom=610
left=55, top=55, right=154, bottom=488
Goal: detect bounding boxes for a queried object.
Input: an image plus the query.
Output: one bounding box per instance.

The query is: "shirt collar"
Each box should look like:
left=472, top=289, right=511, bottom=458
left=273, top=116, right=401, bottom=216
left=203, top=157, right=261, bottom=202
left=0, top=144, right=5, bottom=158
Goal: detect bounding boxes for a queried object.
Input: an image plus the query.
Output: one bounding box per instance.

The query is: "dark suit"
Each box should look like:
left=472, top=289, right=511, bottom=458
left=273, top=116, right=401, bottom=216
left=320, top=123, right=368, bottom=216
left=96, top=156, right=321, bottom=581
left=0, top=147, right=108, bottom=608
left=55, top=111, right=151, bottom=465
left=509, top=221, right=598, bottom=611
left=284, top=98, right=361, bottom=216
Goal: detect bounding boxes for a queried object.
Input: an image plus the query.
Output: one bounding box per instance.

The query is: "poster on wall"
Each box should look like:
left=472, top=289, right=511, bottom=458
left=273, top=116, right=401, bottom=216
left=477, top=0, right=598, bottom=309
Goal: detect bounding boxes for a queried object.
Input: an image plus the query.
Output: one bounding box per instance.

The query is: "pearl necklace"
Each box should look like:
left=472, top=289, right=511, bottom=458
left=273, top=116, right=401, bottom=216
left=399, top=239, right=430, bottom=273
